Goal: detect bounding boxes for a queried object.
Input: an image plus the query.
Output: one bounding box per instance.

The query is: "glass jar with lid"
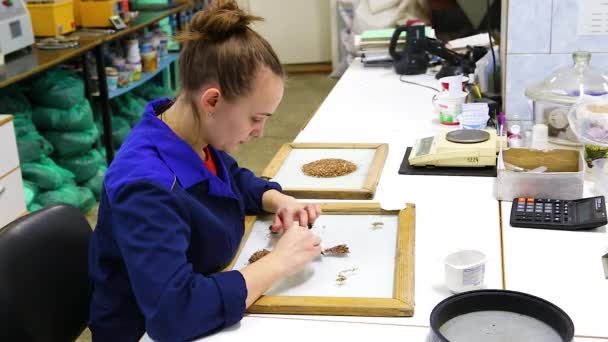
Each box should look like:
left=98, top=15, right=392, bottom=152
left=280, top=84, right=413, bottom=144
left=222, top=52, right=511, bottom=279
left=525, top=51, right=608, bottom=145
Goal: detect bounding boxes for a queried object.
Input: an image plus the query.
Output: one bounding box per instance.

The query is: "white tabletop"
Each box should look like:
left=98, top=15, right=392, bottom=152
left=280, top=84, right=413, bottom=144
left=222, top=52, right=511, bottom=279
left=142, top=60, right=607, bottom=341
left=501, top=180, right=608, bottom=338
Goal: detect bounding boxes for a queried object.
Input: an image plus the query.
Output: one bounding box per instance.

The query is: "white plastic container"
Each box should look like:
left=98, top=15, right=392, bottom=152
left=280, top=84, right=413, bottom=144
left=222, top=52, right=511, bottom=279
left=496, top=149, right=585, bottom=201
left=444, top=250, right=486, bottom=293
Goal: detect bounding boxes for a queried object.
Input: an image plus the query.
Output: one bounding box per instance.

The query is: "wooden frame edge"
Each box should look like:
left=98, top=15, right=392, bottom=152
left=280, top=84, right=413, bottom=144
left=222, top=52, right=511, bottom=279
left=249, top=296, right=412, bottom=317
left=362, top=143, right=389, bottom=196
left=393, top=204, right=416, bottom=312
left=260, top=143, right=293, bottom=179
left=0, top=115, right=14, bottom=127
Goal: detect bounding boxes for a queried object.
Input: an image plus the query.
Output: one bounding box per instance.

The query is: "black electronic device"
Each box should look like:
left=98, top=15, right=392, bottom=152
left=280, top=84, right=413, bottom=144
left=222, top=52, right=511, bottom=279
left=510, top=196, right=607, bottom=231
left=388, top=24, right=479, bottom=78
left=389, top=25, right=428, bottom=75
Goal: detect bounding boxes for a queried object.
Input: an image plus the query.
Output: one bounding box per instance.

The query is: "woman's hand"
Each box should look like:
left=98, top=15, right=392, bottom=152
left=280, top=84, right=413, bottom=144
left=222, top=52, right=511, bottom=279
left=270, top=198, right=321, bottom=233
left=270, top=223, right=322, bottom=275
left=262, top=190, right=321, bottom=233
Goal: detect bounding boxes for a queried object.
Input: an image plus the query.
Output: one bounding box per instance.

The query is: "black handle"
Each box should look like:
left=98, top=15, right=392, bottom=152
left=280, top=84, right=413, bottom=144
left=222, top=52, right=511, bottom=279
left=389, top=25, right=408, bottom=60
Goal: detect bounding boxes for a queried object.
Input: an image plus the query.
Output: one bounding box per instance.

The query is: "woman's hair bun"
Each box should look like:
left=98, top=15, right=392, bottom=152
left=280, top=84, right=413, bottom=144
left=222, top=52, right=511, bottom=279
left=178, top=0, right=262, bottom=42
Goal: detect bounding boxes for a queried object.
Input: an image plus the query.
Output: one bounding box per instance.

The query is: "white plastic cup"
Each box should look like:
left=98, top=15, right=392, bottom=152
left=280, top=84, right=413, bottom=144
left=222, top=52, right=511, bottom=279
left=444, top=250, right=486, bottom=293
left=433, top=92, right=467, bottom=126
left=531, top=124, right=549, bottom=150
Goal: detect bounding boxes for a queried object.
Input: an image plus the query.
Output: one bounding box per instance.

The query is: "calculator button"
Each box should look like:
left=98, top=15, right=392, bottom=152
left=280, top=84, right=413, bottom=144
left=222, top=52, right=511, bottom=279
left=527, top=198, right=534, bottom=203
left=518, top=198, right=526, bottom=203
left=544, top=218, right=551, bottom=222
left=554, top=218, right=560, bottom=222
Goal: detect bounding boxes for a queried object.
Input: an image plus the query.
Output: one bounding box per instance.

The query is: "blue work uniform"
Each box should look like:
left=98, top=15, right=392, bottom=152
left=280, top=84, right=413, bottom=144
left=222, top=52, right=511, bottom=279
left=88, top=99, right=281, bottom=342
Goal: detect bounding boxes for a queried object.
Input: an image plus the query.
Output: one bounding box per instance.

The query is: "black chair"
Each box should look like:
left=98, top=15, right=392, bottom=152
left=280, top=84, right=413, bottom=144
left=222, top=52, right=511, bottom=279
left=0, top=205, right=92, bottom=342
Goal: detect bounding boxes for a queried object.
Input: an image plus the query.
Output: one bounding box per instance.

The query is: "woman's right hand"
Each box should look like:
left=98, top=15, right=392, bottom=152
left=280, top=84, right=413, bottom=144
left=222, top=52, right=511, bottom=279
left=271, top=223, right=321, bottom=276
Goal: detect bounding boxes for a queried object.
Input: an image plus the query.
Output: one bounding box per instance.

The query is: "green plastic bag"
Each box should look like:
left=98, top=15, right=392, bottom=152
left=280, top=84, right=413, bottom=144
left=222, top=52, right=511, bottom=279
left=112, top=116, right=131, bottom=147
left=27, top=202, right=44, bottom=213
left=21, top=156, right=75, bottom=190
left=0, top=86, right=32, bottom=114
left=32, top=98, right=94, bottom=131
left=133, top=83, right=174, bottom=101
left=29, top=69, right=85, bottom=109
left=111, top=93, right=146, bottom=125
left=44, top=125, right=100, bottom=157
left=23, top=181, right=39, bottom=206
left=16, top=131, right=54, bottom=163
left=56, top=149, right=104, bottom=183
left=37, top=185, right=96, bottom=213
left=81, top=165, right=106, bottom=200
left=13, top=115, right=37, bottom=137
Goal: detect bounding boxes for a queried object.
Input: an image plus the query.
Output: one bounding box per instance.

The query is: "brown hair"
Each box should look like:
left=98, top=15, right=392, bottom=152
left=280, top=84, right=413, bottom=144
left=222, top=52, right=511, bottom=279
left=176, top=0, right=285, bottom=102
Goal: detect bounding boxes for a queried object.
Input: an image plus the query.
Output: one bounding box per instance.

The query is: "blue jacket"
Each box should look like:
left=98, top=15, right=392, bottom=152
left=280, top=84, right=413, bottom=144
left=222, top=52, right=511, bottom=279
left=88, top=99, right=281, bottom=342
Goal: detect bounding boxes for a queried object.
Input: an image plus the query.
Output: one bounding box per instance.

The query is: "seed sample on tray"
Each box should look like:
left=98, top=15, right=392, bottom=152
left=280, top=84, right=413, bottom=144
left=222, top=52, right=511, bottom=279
left=262, top=143, right=388, bottom=199
left=224, top=202, right=416, bottom=317
left=302, top=159, right=358, bottom=178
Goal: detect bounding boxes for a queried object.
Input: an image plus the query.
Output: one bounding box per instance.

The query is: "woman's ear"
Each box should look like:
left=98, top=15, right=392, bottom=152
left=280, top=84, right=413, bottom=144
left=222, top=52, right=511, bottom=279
left=199, top=87, right=221, bottom=114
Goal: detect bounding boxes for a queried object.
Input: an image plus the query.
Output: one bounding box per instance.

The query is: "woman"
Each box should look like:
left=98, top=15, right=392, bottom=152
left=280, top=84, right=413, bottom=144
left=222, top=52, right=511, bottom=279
left=88, top=1, right=322, bottom=341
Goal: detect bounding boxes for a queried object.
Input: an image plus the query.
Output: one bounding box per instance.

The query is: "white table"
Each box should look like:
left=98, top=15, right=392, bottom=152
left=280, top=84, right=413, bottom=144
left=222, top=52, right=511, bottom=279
left=142, top=60, right=607, bottom=341
left=501, top=180, right=608, bottom=338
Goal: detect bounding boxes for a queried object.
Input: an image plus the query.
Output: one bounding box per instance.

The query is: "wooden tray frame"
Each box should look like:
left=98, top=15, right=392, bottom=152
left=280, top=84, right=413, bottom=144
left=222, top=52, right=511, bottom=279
left=260, top=143, right=389, bottom=200
left=223, top=202, right=416, bottom=317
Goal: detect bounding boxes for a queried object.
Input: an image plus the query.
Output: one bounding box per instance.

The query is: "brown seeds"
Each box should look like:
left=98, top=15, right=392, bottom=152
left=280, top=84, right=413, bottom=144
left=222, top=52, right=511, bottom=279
left=248, top=249, right=271, bottom=264
left=336, top=267, right=358, bottom=285
left=302, top=158, right=358, bottom=178
left=322, top=244, right=350, bottom=256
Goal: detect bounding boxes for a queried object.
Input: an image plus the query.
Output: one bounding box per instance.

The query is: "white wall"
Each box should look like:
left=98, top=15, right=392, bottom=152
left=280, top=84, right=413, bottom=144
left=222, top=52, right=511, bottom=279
left=241, top=0, right=332, bottom=64
left=503, top=0, right=608, bottom=122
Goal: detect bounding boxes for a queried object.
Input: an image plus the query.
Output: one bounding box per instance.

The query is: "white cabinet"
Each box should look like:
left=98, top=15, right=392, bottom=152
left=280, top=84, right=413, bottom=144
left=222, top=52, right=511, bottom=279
left=0, top=115, right=26, bottom=229
left=241, top=0, right=332, bottom=64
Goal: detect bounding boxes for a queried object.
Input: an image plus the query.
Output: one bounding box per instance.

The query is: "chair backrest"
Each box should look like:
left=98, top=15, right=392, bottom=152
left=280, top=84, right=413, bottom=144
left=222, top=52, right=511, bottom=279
left=0, top=205, right=92, bottom=342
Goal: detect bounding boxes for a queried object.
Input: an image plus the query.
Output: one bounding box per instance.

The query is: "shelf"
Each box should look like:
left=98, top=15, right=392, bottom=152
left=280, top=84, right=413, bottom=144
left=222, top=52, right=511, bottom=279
left=106, top=52, right=178, bottom=99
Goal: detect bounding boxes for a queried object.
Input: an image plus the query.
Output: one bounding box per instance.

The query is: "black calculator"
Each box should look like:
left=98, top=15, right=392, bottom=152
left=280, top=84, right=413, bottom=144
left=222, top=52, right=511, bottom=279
left=510, top=196, right=607, bottom=230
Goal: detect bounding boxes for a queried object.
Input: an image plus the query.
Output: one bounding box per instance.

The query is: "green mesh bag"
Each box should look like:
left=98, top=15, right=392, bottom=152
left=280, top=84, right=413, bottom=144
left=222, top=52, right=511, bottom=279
left=16, top=131, right=54, bottom=163
left=23, top=180, right=39, bottom=206
left=133, top=82, right=174, bottom=101
left=44, top=125, right=100, bottom=157
left=27, top=202, right=44, bottom=213
left=21, top=156, right=75, bottom=190
left=29, top=69, right=85, bottom=109
left=0, top=86, right=32, bottom=114
left=32, top=98, right=94, bottom=131
left=111, top=93, right=147, bottom=125
left=112, top=116, right=131, bottom=147
left=56, top=149, right=104, bottom=183
left=37, top=185, right=96, bottom=213
left=13, top=115, right=37, bottom=137
left=81, top=165, right=106, bottom=200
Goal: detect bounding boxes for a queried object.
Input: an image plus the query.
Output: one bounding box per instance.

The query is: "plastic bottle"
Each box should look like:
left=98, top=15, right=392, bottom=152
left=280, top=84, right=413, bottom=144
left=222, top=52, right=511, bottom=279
left=508, top=124, right=523, bottom=148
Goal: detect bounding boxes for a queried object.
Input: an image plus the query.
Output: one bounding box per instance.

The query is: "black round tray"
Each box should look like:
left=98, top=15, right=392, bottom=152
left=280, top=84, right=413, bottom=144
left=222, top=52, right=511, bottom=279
left=429, top=290, right=574, bottom=342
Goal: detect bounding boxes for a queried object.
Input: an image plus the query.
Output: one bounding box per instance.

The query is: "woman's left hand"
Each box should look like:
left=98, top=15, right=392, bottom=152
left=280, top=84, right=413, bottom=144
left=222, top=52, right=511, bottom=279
left=270, top=198, right=321, bottom=233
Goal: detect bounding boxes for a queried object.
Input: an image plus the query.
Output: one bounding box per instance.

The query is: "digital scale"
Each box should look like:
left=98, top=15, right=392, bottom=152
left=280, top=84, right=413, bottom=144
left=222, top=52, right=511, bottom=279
left=408, top=129, right=499, bottom=167
left=0, top=0, right=34, bottom=55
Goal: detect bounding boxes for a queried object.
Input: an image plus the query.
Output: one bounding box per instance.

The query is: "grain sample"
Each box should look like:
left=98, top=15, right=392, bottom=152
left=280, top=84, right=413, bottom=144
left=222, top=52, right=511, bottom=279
left=302, top=158, right=357, bottom=178
left=248, top=249, right=271, bottom=264
left=322, top=244, right=350, bottom=256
